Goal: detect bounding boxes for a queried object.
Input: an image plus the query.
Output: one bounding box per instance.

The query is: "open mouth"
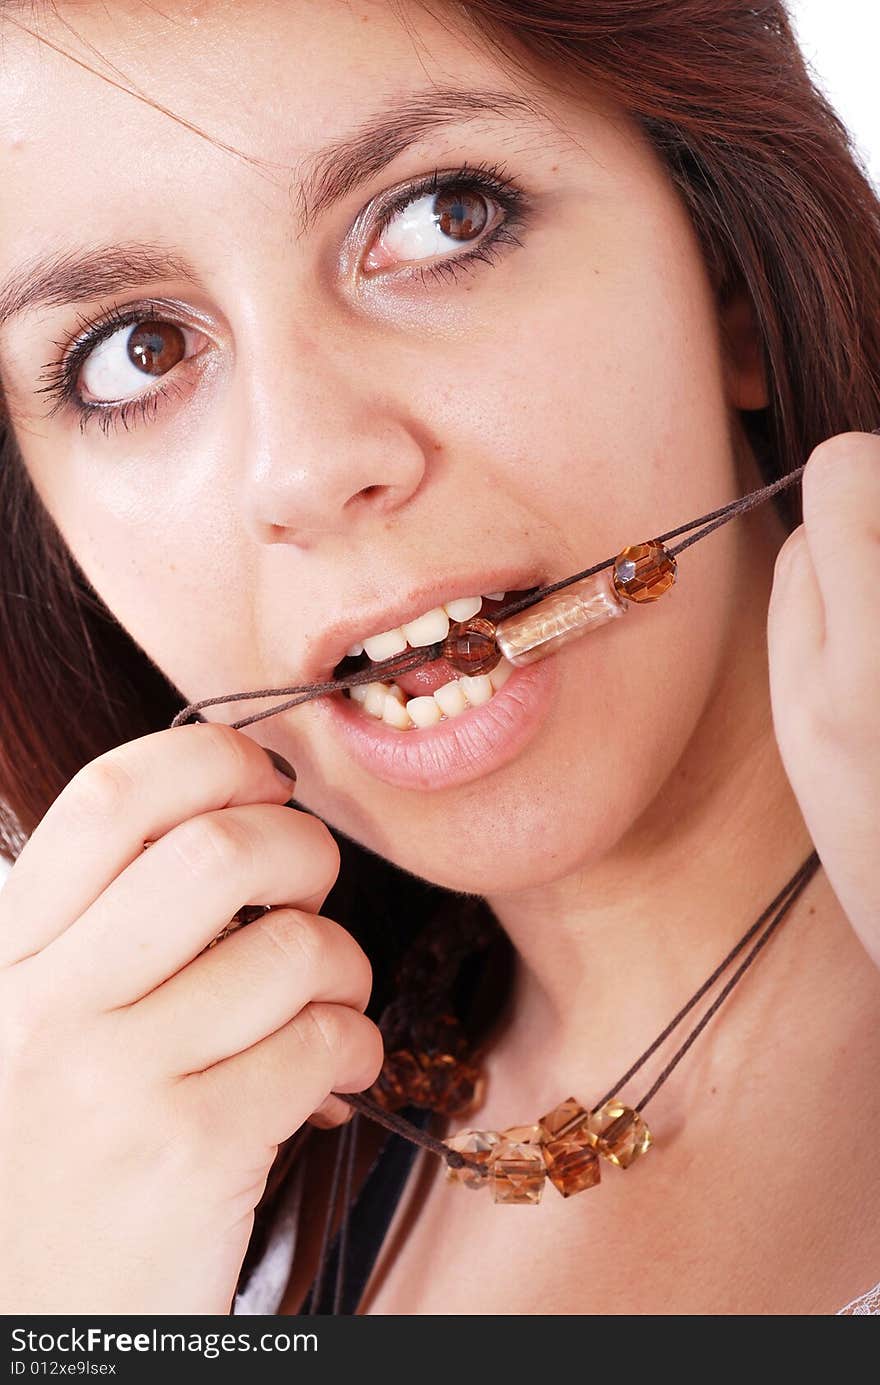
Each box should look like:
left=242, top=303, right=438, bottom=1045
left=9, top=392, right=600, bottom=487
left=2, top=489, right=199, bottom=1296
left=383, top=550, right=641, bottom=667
left=330, top=588, right=538, bottom=732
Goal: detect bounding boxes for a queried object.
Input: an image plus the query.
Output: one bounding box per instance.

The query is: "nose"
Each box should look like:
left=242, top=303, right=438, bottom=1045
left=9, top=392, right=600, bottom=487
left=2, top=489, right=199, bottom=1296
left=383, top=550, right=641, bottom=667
left=236, top=330, right=429, bottom=548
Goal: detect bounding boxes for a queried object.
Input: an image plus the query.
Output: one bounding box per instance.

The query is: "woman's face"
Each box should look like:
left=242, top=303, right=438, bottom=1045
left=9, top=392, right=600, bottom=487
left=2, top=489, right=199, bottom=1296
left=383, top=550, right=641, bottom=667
left=0, top=0, right=769, bottom=893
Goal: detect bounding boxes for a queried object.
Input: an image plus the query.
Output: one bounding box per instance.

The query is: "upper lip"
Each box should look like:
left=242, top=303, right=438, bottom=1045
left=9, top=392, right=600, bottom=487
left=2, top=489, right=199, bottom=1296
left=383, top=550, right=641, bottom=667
left=300, top=566, right=547, bottom=683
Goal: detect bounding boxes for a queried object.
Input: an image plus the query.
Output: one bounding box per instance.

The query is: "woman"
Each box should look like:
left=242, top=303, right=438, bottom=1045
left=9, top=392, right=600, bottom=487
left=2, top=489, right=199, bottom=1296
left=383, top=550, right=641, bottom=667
left=0, top=0, right=878, bottom=1316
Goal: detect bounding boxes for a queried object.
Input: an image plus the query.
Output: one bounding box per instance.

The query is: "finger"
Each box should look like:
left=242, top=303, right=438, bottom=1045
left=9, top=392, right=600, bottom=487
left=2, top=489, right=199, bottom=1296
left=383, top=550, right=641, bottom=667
left=767, top=522, right=825, bottom=715
left=185, top=1002, right=384, bottom=1151
left=128, top=907, right=372, bottom=1074
left=0, top=723, right=298, bottom=968
left=798, top=432, right=880, bottom=667
left=306, top=1094, right=356, bottom=1128
left=40, top=802, right=341, bottom=1009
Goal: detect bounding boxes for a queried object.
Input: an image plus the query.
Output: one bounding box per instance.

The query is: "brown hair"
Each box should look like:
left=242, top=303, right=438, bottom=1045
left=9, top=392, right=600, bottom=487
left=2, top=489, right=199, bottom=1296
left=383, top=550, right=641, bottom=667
left=1, top=0, right=878, bottom=1304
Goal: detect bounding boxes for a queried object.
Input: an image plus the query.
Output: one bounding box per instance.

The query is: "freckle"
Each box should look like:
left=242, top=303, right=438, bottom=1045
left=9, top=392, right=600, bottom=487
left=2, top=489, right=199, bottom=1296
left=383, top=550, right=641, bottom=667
left=433, top=441, right=442, bottom=451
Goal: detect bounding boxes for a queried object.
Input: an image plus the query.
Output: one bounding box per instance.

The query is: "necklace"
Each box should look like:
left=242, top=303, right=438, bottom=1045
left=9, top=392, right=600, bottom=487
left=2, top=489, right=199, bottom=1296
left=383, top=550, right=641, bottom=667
left=347, top=846, right=820, bottom=1203
left=169, top=456, right=824, bottom=1298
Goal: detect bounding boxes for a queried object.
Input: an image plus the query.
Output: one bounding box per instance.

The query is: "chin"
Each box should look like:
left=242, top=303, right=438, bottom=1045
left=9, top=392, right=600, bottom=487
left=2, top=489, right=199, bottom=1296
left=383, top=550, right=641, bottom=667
left=354, top=777, right=629, bottom=898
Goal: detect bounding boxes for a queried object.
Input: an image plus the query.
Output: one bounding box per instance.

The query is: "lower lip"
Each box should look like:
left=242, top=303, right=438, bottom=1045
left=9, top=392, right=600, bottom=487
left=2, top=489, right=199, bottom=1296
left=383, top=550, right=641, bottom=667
left=317, top=653, right=561, bottom=792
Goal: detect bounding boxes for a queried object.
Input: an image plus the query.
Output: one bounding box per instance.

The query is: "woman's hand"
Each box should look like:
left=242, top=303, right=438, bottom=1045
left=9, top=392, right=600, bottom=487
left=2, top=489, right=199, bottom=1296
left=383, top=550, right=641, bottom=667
left=767, top=428, right=880, bottom=970
left=0, top=723, right=383, bottom=1314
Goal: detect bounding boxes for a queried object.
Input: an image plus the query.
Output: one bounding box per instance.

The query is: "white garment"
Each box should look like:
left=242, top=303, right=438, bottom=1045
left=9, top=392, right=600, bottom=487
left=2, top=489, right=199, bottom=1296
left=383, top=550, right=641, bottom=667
left=837, top=1280, right=880, bottom=1314
left=232, top=1153, right=307, bottom=1315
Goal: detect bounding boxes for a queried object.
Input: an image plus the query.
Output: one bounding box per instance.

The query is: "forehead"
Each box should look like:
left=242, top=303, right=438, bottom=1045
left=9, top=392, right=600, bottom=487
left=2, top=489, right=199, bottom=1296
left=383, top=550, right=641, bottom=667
left=0, top=0, right=537, bottom=188
left=0, top=0, right=672, bottom=377
left=0, top=1, right=590, bottom=303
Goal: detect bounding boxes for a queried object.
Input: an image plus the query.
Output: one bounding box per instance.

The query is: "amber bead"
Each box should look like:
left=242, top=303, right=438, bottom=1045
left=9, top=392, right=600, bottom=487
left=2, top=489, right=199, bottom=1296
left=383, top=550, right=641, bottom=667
left=488, top=1137, right=546, bottom=1204
left=368, top=1049, right=428, bottom=1111
left=544, top=1133, right=601, bottom=1197
left=501, top=1123, right=544, bottom=1144
left=444, top=1129, right=500, bottom=1188
left=538, top=1096, right=589, bottom=1142
left=538, top=1098, right=601, bottom=1197
left=611, top=540, right=677, bottom=603
left=370, top=1045, right=485, bottom=1116
left=441, top=616, right=501, bottom=675
left=586, top=1099, right=653, bottom=1168
left=419, top=1054, right=486, bottom=1116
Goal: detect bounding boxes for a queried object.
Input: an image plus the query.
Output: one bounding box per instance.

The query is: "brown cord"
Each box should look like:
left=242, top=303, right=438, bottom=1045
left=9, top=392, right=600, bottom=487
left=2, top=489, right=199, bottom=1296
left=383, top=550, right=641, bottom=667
left=167, top=462, right=810, bottom=731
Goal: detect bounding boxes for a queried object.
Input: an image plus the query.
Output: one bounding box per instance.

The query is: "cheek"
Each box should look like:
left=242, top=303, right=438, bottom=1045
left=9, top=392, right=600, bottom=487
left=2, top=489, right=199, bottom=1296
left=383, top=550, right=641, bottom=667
left=430, top=218, right=729, bottom=549
left=25, top=446, right=255, bottom=697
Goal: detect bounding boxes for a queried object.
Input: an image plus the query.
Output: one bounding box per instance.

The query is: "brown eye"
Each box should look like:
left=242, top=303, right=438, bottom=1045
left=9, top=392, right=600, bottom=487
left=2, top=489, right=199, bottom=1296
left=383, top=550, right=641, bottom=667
left=363, top=185, right=496, bottom=272
left=77, top=318, right=205, bottom=406
left=127, top=321, right=186, bottom=376
left=432, top=188, right=489, bottom=241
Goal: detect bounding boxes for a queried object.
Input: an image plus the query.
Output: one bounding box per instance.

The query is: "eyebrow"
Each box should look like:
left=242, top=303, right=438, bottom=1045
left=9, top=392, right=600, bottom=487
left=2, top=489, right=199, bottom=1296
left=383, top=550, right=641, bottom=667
left=0, top=86, right=546, bottom=330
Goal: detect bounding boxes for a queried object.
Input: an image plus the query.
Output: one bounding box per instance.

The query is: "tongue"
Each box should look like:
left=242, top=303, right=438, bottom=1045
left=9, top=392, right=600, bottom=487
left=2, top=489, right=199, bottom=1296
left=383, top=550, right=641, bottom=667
left=390, top=656, right=462, bottom=698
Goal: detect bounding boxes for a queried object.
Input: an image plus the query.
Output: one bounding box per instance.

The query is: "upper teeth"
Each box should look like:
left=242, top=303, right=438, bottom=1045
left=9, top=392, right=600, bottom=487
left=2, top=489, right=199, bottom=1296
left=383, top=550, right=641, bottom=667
left=345, top=591, right=506, bottom=661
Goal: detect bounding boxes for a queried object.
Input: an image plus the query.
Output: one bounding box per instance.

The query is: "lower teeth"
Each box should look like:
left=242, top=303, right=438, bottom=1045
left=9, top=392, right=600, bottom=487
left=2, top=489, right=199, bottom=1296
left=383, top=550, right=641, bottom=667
left=346, top=659, right=515, bottom=730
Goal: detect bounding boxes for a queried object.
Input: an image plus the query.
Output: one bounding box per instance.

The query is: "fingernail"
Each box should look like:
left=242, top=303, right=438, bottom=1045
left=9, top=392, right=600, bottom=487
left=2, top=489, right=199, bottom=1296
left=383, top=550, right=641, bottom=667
left=260, top=746, right=298, bottom=791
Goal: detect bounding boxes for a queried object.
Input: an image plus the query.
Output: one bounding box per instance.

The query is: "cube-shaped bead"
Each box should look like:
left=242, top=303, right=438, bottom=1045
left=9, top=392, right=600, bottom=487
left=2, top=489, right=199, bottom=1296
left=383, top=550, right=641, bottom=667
left=538, top=1098, right=601, bottom=1197
left=443, top=1129, right=500, bottom=1189
left=538, top=1096, right=589, bottom=1142
left=586, top=1099, right=653, bottom=1168
left=500, top=1123, right=544, bottom=1144
left=488, top=1138, right=546, bottom=1204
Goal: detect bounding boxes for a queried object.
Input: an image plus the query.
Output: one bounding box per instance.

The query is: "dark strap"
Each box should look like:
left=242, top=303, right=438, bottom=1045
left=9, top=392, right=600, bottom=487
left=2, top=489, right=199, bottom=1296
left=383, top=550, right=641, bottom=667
left=303, top=1105, right=435, bottom=1315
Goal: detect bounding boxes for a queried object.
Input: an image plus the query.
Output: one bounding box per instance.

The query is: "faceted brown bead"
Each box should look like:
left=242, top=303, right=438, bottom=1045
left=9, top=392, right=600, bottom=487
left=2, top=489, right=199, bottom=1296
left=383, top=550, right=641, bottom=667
left=538, top=1096, right=590, bottom=1142
left=535, top=1096, right=601, bottom=1197
left=543, top=1132, right=601, bottom=1197
left=419, top=1054, right=486, bottom=1116
left=611, top=540, right=677, bottom=603
left=443, top=1129, right=500, bottom=1188
left=441, top=617, right=501, bottom=675
left=501, top=1123, right=544, bottom=1144
left=371, top=1043, right=485, bottom=1116
left=368, top=1049, right=428, bottom=1111
left=488, top=1137, right=546, bottom=1204
left=586, top=1099, right=653, bottom=1168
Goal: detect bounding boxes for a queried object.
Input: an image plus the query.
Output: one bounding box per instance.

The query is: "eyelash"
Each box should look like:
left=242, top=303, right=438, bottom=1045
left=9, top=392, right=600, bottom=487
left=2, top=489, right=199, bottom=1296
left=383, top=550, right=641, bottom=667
left=35, top=158, right=532, bottom=439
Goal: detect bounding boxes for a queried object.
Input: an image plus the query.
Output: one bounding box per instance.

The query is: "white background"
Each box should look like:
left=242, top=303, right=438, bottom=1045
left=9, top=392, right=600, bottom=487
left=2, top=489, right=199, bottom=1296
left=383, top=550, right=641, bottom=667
left=0, top=3, right=878, bottom=886
left=789, top=0, right=879, bottom=190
